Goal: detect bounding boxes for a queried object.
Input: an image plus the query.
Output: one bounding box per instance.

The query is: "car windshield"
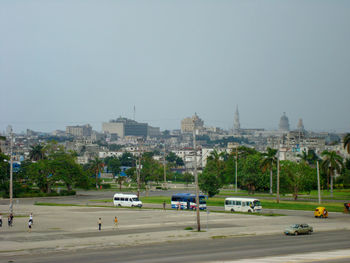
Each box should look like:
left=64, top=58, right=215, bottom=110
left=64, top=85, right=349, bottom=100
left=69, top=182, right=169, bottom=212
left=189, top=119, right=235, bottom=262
left=291, top=224, right=300, bottom=228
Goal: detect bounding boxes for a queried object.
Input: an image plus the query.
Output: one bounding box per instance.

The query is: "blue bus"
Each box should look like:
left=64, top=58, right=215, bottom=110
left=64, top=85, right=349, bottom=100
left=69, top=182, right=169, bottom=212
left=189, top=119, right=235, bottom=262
left=171, top=193, right=207, bottom=210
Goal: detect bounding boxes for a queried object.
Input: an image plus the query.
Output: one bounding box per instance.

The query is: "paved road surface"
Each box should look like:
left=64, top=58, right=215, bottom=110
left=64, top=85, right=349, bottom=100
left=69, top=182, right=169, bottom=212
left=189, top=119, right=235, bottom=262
left=2, top=230, right=350, bottom=263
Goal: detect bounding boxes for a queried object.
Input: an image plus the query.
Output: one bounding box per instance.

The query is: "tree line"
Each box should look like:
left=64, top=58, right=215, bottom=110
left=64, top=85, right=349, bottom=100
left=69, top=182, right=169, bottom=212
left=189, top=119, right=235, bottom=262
left=200, top=133, right=350, bottom=198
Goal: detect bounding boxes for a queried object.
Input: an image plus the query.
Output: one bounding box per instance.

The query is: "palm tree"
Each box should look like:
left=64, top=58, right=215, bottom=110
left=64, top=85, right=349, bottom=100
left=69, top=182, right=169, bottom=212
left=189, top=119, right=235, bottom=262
left=344, top=133, right=350, bottom=154
left=297, top=150, right=309, bottom=164
left=29, top=144, right=45, bottom=161
left=260, top=148, right=277, bottom=195
left=89, top=157, right=104, bottom=189
left=321, top=150, right=343, bottom=197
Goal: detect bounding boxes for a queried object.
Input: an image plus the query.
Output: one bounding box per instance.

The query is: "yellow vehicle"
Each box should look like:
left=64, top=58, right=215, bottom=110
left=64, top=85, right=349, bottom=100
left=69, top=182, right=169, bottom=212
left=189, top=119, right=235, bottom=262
left=314, top=207, right=328, bottom=218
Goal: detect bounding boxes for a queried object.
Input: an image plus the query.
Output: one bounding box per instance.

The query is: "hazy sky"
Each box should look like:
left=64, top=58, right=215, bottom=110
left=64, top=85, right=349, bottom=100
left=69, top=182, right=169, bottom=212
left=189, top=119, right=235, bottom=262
left=1, top=0, right=349, bottom=133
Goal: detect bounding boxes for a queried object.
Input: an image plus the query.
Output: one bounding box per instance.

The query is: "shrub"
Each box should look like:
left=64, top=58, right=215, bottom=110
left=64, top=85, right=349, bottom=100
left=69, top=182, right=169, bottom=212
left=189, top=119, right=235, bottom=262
left=101, top=184, right=111, bottom=189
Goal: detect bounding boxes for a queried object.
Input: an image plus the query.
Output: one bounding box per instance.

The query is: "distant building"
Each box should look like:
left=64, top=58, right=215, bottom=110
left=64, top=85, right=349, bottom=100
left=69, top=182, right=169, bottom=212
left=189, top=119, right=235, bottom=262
left=279, top=112, right=290, bottom=132
left=181, top=113, right=204, bottom=133
left=102, top=117, right=159, bottom=138
left=234, top=105, right=240, bottom=132
left=66, top=124, right=92, bottom=138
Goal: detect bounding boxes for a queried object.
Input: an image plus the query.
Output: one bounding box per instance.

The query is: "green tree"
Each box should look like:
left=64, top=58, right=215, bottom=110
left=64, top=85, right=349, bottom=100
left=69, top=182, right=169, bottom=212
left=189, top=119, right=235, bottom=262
left=119, top=152, right=135, bottom=167
left=199, top=171, right=221, bottom=197
left=279, top=161, right=316, bottom=200
left=260, top=148, right=277, bottom=195
left=321, top=150, right=343, bottom=197
left=105, top=156, right=121, bottom=176
left=240, top=153, right=266, bottom=194
left=344, top=133, right=350, bottom=154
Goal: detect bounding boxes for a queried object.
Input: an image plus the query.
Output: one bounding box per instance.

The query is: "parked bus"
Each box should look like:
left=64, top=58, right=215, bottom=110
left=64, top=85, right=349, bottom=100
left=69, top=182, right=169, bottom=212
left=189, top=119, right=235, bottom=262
left=224, top=197, right=262, bottom=213
left=113, top=193, right=142, bottom=207
left=171, top=193, right=207, bottom=210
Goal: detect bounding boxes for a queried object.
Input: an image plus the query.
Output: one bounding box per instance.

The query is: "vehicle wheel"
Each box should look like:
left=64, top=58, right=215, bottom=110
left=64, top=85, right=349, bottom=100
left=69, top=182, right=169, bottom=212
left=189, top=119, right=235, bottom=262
left=118, top=204, right=121, bottom=207
left=131, top=205, right=134, bottom=207
left=320, top=215, right=323, bottom=218
left=231, top=209, right=235, bottom=212
left=248, top=210, right=252, bottom=213
left=294, top=232, right=298, bottom=236
left=308, top=230, right=312, bottom=235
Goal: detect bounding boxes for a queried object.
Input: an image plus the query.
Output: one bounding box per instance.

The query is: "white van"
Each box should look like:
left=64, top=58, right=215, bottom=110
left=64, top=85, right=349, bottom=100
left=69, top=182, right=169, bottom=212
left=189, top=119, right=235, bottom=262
left=224, top=197, right=262, bottom=213
left=113, top=193, right=142, bottom=208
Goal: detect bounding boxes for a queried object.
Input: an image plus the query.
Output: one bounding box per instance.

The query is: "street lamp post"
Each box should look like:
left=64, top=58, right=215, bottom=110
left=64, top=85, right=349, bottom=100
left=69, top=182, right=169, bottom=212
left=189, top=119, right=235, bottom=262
left=163, top=141, right=167, bottom=189
left=317, top=160, right=321, bottom=204
left=9, top=132, right=13, bottom=213
left=235, top=145, right=238, bottom=193
left=276, top=142, right=280, bottom=204
left=193, top=121, right=200, bottom=232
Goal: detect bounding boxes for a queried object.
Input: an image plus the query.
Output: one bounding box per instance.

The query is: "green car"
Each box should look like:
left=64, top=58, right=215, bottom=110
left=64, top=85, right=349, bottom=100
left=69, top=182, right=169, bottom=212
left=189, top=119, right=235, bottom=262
left=284, top=224, right=313, bottom=236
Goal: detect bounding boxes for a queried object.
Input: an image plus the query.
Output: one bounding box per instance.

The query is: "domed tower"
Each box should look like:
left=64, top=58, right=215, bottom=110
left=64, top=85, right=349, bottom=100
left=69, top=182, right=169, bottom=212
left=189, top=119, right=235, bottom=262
left=279, top=112, right=290, bottom=132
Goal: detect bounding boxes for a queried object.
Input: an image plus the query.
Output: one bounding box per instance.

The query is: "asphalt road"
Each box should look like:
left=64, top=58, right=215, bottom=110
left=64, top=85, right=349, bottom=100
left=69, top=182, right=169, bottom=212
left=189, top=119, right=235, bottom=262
left=2, top=230, right=350, bottom=263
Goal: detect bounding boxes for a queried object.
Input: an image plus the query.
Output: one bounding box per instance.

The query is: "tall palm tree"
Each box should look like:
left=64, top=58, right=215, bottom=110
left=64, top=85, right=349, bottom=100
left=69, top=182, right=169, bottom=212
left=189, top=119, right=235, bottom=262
left=321, top=150, right=343, bottom=197
left=29, top=144, right=45, bottom=161
left=89, top=157, right=104, bottom=189
left=261, top=148, right=277, bottom=195
left=297, top=150, right=309, bottom=164
left=344, top=133, right=350, bottom=154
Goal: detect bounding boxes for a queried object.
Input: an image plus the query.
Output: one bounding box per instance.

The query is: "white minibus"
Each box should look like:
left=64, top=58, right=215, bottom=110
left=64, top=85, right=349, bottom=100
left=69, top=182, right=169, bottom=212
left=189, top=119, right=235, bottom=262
left=224, top=197, right=262, bottom=213
left=113, top=193, right=142, bottom=208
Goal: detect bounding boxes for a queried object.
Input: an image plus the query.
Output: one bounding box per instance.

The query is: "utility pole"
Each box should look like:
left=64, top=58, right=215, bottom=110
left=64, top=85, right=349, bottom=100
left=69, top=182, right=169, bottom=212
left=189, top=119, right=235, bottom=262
left=235, top=145, right=238, bottom=193
left=193, top=121, right=200, bottom=232
left=163, top=141, right=167, bottom=189
left=317, top=160, right=321, bottom=204
left=9, top=132, right=13, bottom=214
left=137, top=138, right=142, bottom=199
left=276, top=141, right=280, bottom=204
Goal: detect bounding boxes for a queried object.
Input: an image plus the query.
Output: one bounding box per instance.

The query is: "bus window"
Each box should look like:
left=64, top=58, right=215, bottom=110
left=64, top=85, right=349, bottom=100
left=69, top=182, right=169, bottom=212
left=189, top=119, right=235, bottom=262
left=236, top=201, right=241, bottom=206
left=225, top=200, right=230, bottom=205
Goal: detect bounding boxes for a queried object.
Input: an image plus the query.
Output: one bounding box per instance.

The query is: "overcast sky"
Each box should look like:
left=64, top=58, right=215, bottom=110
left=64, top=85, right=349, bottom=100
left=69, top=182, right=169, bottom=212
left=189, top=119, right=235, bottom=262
left=1, top=0, right=349, bottom=133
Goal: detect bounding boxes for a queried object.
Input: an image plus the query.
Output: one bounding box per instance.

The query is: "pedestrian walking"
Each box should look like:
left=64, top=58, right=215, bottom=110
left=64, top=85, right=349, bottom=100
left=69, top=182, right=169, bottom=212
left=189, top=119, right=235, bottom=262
left=114, top=216, right=118, bottom=230
left=98, top=218, right=102, bottom=231
left=28, top=220, right=32, bottom=232
left=10, top=213, right=13, bottom=226
left=0, top=213, right=2, bottom=227
left=29, top=213, right=33, bottom=224
left=163, top=201, right=166, bottom=210
left=8, top=214, right=11, bottom=227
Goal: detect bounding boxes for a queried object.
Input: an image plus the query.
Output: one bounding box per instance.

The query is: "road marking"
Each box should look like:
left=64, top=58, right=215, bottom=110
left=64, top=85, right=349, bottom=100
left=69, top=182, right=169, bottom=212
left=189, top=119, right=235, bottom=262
left=212, top=249, right=350, bottom=262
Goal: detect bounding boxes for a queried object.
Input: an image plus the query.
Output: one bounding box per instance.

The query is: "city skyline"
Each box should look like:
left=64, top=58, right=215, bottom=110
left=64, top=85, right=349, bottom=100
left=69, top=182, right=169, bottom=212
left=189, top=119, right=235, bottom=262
left=1, top=1, right=349, bottom=133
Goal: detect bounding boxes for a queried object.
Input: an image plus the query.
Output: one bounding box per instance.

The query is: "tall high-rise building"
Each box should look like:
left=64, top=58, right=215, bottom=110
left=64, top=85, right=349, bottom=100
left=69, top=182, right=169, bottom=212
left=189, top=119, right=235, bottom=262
left=233, top=105, right=240, bottom=132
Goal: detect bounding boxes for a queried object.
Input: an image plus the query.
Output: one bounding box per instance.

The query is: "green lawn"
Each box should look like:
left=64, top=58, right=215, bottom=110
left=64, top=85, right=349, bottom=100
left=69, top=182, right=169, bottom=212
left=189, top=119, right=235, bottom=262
left=138, top=196, right=345, bottom=213
left=218, top=189, right=350, bottom=201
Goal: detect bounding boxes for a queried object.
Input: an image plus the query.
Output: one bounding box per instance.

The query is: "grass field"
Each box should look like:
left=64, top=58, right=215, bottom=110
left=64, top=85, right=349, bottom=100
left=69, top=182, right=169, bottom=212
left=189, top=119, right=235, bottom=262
left=134, top=196, right=346, bottom=213
left=218, top=189, right=350, bottom=201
